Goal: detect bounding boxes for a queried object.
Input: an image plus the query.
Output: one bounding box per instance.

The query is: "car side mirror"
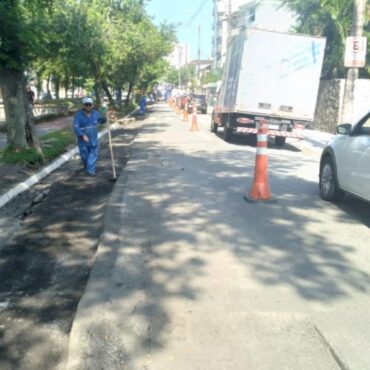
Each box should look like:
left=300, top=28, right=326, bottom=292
left=337, top=124, right=352, bottom=135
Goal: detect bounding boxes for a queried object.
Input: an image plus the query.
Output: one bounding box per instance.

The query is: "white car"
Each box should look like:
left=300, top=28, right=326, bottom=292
left=319, top=112, right=370, bottom=202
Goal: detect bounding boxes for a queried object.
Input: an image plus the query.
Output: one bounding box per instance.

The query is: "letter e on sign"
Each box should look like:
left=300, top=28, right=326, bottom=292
left=345, top=36, right=367, bottom=67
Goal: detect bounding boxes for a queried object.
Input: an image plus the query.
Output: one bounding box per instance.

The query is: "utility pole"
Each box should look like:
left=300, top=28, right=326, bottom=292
left=341, top=0, right=366, bottom=124
left=197, top=25, right=201, bottom=90
left=227, top=0, right=232, bottom=47
left=178, top=45, right=182, bottom=89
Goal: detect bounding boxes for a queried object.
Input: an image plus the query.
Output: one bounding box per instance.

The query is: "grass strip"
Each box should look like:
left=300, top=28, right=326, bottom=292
left=0, top=128, right=76, bottom=168
left=0, top=105, right=136, bottom=167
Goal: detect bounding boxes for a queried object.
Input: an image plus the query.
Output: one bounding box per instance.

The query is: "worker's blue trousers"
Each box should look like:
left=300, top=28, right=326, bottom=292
left=140, top=99, right=146, bottom=114
left=78, top=141, right=99, bottom=175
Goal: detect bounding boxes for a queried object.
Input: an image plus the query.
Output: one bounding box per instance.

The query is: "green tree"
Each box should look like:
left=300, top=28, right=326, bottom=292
left=201, top=68, right=222, bottom=85
left=163, top=64, right=196, bottom=88
left=36, top=0, right=92, bottom=99
left=282, top=0, right=360, bottom=79
left=0, top=0, right=176, bottom=150
left=0, top=0, right=51, bottom=149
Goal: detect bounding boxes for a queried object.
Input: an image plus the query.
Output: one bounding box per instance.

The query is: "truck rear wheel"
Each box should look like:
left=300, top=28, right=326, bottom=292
left=223, top=127, right=232, bottom=142
left=211, top=118, right=218, bottom=133
left=275, top=136, right=286, bottom=147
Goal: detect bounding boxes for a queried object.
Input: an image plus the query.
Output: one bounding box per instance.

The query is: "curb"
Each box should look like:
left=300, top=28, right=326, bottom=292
left=0, top=113, right=137, bottom=210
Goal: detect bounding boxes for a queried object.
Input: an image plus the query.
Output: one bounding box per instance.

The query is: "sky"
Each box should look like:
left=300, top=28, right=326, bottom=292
left=146, top=0, right=213, bottom=61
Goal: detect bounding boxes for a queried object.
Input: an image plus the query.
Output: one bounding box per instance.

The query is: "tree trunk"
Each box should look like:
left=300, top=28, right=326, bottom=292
left=94, top=80, right=102, bottom=108
left=125, top=81, right=133, bottom=106
left=0, top=67, right=42, bottom=153
left=64, top=74, right=70, bottom=99
left=72, top=75, right=75, bottom=99
left=46, top=75, right=52, bottom=99
left=102, top=80, right=114, bottom=107
left=54, top=75, right=60, bottom=99
left=36, top=73, right=42, bottom=101
left=116, top=88, right=122, bottom=108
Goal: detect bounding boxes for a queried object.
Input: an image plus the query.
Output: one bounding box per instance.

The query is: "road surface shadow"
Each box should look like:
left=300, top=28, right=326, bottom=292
left=0, top=125, right=139, bottom=370
left=68, top=107, right=370, bottom=368
left=335, top=195, right=370, bottom=228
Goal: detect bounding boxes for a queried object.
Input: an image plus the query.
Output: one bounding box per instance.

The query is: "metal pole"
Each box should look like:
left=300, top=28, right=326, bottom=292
left=227, top=0, right=232, bottom=46
left=107, top=111, right=117, bottom=181
left=341, top=0, right=366, bottom=124
left=198, top=25, right=201, bottom=90
left=178, top=45, right=182, bottom=88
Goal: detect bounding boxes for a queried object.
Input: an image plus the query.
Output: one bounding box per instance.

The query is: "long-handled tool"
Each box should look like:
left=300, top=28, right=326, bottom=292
left=106, top=110, right=117, bottom=182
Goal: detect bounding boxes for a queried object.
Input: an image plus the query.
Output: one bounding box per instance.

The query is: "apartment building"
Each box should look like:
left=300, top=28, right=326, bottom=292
left=212, top=0, right=296, bottom=69
left=167, top=43, right=189, bottom=70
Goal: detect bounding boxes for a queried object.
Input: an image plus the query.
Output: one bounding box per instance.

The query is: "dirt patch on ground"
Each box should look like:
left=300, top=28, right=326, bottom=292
left=0, top=118, right=142, bottom=370
left=0, top=164, right=35, bottom=196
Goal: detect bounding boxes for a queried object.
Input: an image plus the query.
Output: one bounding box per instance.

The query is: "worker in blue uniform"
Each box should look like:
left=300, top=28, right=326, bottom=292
left=139, top=94, right=147, bottom=115
left=73, top=97, right=107, bottom=176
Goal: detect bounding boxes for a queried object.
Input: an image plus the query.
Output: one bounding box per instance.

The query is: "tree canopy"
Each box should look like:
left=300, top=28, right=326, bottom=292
left=0, top=0, right=176, bottom=148
left=282, top=0, right=369, bottom=79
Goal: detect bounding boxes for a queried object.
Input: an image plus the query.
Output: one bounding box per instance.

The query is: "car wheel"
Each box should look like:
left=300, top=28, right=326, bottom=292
left=275, top=136, right=286, bottom=147
left=319, top=156, right=344, bottom=201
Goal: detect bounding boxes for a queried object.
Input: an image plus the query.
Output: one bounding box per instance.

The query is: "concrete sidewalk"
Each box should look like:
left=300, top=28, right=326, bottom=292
left=299, top=129, right=334, bottom=152
left=65, top=105, right=360, bottom=370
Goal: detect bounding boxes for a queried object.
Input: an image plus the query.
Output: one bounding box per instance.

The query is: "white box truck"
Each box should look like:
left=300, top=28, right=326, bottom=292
left=211, top=28, right=326, bottom=146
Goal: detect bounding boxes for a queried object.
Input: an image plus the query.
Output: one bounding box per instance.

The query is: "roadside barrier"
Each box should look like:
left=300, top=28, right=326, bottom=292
left=244, top=119, right=276, bottom=203
left=236, top=126, right=303, bottom=139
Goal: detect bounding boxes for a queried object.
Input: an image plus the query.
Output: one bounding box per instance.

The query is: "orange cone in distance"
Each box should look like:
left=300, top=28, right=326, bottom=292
left=190, top=111, right=199, bottom=132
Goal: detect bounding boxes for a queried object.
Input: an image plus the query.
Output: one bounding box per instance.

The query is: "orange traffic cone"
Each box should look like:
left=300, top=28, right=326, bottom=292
left=244, top=119, right=276, bottom=203
left=190, top=112, right=199, bottom=132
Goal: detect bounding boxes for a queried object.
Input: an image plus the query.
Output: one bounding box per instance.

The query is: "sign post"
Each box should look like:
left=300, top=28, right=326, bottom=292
left=341, top=0, right=367, bottom=124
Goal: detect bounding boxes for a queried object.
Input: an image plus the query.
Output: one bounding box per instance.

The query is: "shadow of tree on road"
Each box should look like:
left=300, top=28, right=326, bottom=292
left=68, top=108, right=370, bottom=368
left=0, top=126, right=138, bottom=370
left=1, top=105, right=369, bottom=369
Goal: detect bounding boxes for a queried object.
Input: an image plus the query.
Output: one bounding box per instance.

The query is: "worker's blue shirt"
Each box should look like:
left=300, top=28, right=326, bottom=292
left=73, top=109, right=105, bottom=147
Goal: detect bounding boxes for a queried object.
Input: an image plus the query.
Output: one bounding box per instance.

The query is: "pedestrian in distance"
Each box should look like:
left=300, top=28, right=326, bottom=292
left=26, top=86, right=35, bottom=105
left=139, top=94, right=147, bottom=115
left=73, top=97, right=107, bottom=177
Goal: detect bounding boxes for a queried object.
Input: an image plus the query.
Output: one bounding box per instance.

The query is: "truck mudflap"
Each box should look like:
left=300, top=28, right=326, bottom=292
left=236, top=127, right=304, bottom=139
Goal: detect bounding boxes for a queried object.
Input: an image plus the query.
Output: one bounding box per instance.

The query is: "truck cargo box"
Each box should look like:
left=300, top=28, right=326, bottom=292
left=213, top=28, right=326, bottom=145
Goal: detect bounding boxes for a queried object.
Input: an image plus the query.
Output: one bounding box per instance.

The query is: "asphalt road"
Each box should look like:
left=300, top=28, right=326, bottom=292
left=67, top=104, right=370, bottom=370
